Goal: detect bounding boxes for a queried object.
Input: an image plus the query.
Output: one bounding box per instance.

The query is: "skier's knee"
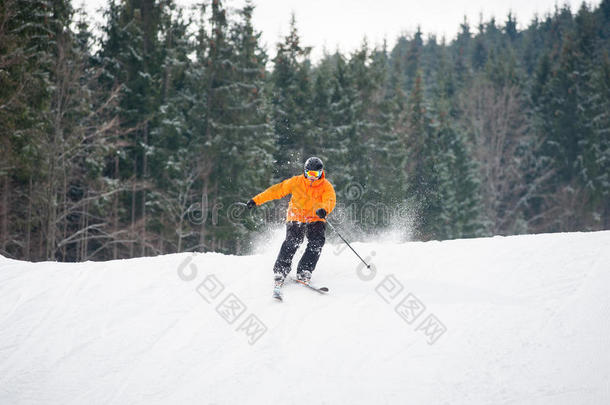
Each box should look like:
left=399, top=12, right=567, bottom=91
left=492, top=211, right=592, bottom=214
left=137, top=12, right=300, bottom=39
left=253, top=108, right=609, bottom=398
left=309, top=235, right=325, bottom=250
left=286, top=235, right=304, bottom=250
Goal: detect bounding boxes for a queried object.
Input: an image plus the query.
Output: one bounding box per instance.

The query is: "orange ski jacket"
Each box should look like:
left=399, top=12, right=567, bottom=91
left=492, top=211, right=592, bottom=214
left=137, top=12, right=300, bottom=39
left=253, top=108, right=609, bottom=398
left=252, top=172, right=336, bottom=223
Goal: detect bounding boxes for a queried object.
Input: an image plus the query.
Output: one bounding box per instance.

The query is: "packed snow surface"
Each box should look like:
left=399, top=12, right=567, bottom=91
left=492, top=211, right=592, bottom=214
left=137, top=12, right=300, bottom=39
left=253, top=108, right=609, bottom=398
left=1, top=231, right=609, bottom=404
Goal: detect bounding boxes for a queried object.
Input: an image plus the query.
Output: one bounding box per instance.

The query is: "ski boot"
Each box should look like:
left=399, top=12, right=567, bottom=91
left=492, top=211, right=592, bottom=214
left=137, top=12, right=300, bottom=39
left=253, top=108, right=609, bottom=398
left=296, top=270, right=312, bottom=285
left=273, top=275, right=284, bottom=301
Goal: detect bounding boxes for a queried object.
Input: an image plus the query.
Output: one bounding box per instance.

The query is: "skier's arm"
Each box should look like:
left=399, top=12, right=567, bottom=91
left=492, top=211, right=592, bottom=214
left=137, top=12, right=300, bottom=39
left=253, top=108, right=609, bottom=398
left=320, top=182, right=336, bottom=215
left=252, top=177, right=293, bottom=206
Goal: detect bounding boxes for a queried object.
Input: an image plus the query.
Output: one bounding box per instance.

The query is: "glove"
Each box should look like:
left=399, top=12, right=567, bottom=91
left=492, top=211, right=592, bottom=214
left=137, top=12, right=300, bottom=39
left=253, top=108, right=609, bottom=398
left=246, top=199, right=256, bottom=209
left=316, top=208, right=327, bottom=219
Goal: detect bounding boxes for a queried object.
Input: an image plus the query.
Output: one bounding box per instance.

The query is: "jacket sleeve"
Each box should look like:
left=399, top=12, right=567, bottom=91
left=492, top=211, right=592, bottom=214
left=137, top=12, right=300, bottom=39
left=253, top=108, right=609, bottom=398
left=321, top=181, right=336, bottom=214
left=252, top=177, right=294, bottom=205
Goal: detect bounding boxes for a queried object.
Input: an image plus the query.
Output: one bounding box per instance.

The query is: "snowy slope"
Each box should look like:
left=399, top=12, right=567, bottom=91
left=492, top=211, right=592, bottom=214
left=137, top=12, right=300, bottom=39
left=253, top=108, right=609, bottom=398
left=1, top=231, right=609, bottom=405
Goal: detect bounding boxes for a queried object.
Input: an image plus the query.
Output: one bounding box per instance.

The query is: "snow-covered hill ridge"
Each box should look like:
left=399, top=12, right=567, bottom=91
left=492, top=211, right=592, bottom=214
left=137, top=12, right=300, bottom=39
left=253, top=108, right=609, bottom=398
left=1, top=231, right=609, bottom=404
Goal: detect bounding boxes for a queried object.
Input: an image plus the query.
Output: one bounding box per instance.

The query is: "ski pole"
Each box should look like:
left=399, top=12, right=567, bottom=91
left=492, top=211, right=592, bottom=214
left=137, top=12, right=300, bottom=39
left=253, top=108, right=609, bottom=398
left=325, top=220, right=371, bottom=269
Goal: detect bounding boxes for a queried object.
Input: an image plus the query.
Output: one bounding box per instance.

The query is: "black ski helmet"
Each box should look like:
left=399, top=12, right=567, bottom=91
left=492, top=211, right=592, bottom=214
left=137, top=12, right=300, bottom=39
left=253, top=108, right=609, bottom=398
left=304, top=156, right=324, bottom=179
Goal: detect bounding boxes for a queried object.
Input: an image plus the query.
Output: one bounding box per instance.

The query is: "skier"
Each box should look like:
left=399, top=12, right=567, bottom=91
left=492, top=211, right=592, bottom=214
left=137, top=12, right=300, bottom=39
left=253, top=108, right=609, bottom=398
left=247, top=157, right=336, bottom=298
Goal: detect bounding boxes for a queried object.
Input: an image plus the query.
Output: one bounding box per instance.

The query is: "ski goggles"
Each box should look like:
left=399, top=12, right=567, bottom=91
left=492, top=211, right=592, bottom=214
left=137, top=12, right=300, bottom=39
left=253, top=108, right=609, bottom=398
left=305, top=169, right=322, bottom=179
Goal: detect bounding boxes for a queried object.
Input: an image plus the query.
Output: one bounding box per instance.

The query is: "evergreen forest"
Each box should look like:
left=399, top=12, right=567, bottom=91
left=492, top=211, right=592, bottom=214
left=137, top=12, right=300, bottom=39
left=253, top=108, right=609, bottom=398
left=1, top=0, right=608, bottom=261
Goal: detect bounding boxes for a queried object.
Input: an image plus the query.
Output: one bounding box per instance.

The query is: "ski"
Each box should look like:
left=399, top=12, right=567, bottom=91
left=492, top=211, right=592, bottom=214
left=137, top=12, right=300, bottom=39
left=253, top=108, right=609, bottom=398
left=290, top=277, right=329, bottom=294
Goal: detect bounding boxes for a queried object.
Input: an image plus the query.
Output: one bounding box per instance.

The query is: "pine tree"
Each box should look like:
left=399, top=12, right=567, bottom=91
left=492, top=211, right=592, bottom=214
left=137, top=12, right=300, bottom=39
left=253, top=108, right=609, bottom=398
left=405, top=71, right=441, bottom=239
left=0, top=0, right=53, bottom=258
left=369, top=44, right=407, bottom=208
left=587, top=52, right=610, bottom=228
left=146, top=1, right=196, bottom=253
left=324, top=52, right=358, bottom=195
left=403, top=28, right=423, bottom=90
left=216, top=0, right=275, bottom=252
left=271, top=14, right=313, bottom=179
left=453, top=16, right=473, bottom=87
left=538, top=26, right=590, bottom=186
left=434, top=97, right=484, bottom=238
left=98, top=0, right=167, bottom=256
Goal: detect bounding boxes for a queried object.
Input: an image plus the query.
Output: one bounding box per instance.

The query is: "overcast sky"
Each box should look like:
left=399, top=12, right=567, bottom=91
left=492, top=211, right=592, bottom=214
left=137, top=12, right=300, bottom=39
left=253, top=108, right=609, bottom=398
left=79, top=0, right=598, bottom=61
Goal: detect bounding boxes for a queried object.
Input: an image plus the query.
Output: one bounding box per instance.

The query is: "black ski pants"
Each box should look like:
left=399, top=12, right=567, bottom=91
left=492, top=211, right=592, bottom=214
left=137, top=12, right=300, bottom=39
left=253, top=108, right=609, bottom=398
left=273, top=221, right=326, bottom=278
